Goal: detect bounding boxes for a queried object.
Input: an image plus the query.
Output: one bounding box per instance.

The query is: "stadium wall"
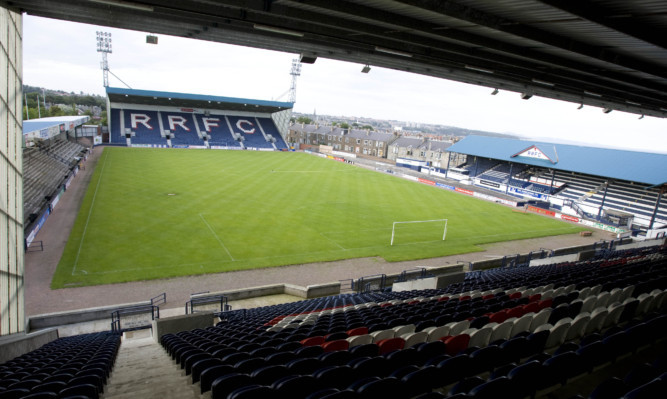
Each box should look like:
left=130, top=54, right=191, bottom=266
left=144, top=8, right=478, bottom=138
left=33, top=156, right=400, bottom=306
left=0, top=6, right=25, bottom=337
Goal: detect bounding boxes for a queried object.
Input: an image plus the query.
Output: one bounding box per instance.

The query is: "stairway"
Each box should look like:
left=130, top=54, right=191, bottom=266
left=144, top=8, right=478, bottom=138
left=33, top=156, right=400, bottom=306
left=105, top=333, right=201, bottom=399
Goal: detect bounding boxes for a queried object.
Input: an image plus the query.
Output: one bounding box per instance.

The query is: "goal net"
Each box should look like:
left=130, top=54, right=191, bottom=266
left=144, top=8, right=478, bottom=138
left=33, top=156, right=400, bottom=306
left=390, top=219, right=448, bottom=246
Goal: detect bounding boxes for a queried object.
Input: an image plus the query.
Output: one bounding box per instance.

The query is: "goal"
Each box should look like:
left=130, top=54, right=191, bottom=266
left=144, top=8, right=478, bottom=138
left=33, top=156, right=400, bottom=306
left=390, top=219, right=448, bottom=246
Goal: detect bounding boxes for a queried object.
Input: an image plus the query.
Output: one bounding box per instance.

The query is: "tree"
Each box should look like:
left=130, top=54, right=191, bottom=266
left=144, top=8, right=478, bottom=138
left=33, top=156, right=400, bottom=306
left=296, top=116, right=313, bottom=124
left=361, top=125, right=374, bottom=131
left=339, top=122, right=350, bottom=129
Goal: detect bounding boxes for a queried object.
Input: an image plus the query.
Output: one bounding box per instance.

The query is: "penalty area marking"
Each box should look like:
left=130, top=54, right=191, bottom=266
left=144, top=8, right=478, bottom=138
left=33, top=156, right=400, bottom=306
left=199, top=214, right=235, bottom=261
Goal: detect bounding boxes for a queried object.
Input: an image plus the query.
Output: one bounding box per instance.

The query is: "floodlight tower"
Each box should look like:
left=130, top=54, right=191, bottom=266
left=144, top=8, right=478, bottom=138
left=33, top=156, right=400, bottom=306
left=288, top=59, right=301, bottom=103
left=96, top=31, right=112, bottom=87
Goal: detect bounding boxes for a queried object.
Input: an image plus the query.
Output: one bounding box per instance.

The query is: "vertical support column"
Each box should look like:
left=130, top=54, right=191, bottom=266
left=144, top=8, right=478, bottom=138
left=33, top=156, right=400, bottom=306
left=649, top=187, right=665, bottom=230
left=597, top=181, right=610, bottom=219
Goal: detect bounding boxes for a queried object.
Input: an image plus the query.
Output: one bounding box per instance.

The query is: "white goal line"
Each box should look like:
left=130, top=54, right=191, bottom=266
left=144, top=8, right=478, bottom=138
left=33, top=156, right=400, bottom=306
left=390, top=219, right=448, bottom=246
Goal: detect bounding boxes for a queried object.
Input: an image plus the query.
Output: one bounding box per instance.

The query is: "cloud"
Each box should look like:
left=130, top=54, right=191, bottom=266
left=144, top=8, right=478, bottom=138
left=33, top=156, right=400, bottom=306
left=21, top=15, right=667, bottom=154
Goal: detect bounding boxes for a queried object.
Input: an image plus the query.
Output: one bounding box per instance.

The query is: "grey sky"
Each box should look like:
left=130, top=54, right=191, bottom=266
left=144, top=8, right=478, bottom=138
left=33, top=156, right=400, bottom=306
left=22, top=15, right=667, bottom=154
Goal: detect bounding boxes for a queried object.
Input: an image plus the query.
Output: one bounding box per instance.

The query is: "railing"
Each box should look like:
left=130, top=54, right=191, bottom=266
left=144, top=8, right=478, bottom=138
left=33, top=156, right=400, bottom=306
left=395, top=267, right=434, bottom=283
left=26, top=240, right=44, bottom=252
left=151, top=292, right=166, bottom=307
left=110, top=304, right=159, bottom=333
left=355, top=274, right=387, bottom=293
left=339, top=279, right=354, bottom=293
left=185, top=294, right=230, bottom=315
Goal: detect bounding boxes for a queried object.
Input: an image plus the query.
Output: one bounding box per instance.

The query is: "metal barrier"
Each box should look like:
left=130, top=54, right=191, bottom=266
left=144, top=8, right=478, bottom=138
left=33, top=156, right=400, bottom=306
left=355, top=274, right=386, bottom=293
left=339, top=279, right=354, bottom=293
left=26, top=240, right=44, bottom=252
left=151, top=292, right=166, bottom=307
left=185, top=294, right=230, bottom=314
left=110, top=304, right=159, bottom=333
left=395, top=267, right=433, bottom=283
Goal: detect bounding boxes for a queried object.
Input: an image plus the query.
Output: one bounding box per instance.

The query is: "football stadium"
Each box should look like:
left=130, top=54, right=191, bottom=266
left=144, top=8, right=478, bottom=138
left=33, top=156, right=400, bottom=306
left=2, top=1, right=667, bottom=399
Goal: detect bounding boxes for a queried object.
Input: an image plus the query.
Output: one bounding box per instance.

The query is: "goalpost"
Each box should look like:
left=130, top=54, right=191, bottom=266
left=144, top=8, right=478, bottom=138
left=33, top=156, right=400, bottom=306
left=390, top=219, right=448, bottom=246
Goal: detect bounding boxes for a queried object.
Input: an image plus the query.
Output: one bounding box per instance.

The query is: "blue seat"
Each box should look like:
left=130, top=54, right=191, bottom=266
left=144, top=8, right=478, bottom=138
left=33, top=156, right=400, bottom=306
left=211, top=373, right=253, bottom=399
left=468, top=376, right=513, bottom=399
left=447, top=376, right=485, bottom=396
left=199, top=365, right=234, bottom=394
left=401, top=365, right=440, bottom=397
left=507, top=360, right=541, bottom=398
left=436, top=354, right=472, bottom=387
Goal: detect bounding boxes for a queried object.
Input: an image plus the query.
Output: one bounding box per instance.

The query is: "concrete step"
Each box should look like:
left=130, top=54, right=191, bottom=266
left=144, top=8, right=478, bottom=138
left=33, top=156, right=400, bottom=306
left=105, top=334, right=200, bottom=399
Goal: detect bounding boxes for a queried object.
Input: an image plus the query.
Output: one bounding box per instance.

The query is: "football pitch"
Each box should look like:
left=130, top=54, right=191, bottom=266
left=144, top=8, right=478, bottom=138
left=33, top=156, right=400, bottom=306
left=52, top=147, right=584, bottom=288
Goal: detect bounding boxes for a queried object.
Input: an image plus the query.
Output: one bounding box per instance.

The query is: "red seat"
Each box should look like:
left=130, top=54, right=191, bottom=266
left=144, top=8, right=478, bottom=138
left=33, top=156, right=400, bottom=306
left=321, top=339, right=349, bottom=352
left=489, top=311, right=509, bottom=324
left=346, top=327, right=369, bottom=337
left=300, top=336, right=325, bottom=347
left=377, top=337, right=405, bottom=355
left=509, top=292, right=522, bottom=299
left=523, top=302, right=540, bottom=314
left=443, top=334, right=471, bottom=356
left=528, top=294, right=542, bottom=303
left=506, top=307, right=524, bottom=319
left=538, top=298, right=553, bottom=310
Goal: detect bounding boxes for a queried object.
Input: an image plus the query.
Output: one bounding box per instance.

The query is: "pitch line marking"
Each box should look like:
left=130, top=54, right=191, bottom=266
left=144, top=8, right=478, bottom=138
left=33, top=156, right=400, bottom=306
left=72, top=149, right=109, bottom=276
left=199, top=213, right=236, bottom=261
left=317, top=231, right=347, bottom=250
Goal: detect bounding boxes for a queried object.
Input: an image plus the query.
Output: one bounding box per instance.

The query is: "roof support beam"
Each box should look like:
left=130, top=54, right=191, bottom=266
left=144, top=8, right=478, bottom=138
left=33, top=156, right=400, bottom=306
left=392, top=0, right=667, bottom=80
left=536, top=0, right=667, bottom=50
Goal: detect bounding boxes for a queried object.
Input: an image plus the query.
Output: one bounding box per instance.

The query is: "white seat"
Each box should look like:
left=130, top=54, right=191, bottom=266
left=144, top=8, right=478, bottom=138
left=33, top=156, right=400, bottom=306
left=427, top=325, right=451, bottom=342
left=347, top=334, right=373, bottom=348
left=545, top=322, right=570, bottom=348
left=489, top=320, right=513, bottom=343
left=565, top=314, right=590, bottom=341
left=635, top=294, right=654, bottom=315
left=529, top=308, right=552, bottom=331
left=653, top=290, right=667, bottom=311
left=585, top=307, right=609, bottom=334
left=589, top=285, right=602, bottom=296
left=449, top=320, right=471, bottom=336
left=533, top=323, right=553, bottom=334
left=580, top=296, right=598, bottom=314
left=468, top=326, right=494, bottom=348
left=554, top=317, right=573, bottom=327
left=392, top=324, right=416, bottom=337
left=603, top=302, right=625, bottom=328
left=578, top=286, right=591, bottom=300
left=370, top=329, right=395, bottom=343
left=510, top=314, right=533, bottom=338
left=619, top=285, right=635, bottom=302
left=595, top=291, right=611, bottom=309
left=541, top=289, right=554, bottom=300
left=402, top=331, right=429, bottom=348
left=608, top=288, right=623, bottom=306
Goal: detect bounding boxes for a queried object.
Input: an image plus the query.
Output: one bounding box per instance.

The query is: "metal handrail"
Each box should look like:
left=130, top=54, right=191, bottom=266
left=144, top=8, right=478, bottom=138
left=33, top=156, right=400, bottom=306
left=151, top=292, right=166, bottom=307
left=185, top=294, right=229, bottom=314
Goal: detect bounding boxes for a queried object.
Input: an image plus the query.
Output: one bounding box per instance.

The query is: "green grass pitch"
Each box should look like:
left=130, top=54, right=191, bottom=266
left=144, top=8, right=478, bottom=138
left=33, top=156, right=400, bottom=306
left=52, top=147, right=585, bottom=288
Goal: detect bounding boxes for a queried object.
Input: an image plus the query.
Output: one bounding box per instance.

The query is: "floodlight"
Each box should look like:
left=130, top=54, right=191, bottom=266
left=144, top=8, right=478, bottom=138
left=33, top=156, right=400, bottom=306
left=361, top=64, right=371, bottom=73
left=146, top=34, right=158, bottom=44
left=603, top=108, right=613, bottom=114
left=520, top=93, right=533, bottom=100
left=491, top=88, right=499, bottom=95
left=577, top=103, right=584, bottom=110
left=639, top=114, right=644, bottom=120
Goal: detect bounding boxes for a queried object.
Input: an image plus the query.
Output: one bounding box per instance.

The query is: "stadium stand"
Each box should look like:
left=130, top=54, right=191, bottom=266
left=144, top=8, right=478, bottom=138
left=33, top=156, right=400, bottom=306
left=109, top=109, right=289, bottom=150
left=226, top=116, right=275, bottom=150
left=0, top=332, right=120, bottom=398
left=23, top=140, right=86, bottom=225
left=159, top=112, right=204, bottom=147
left=147, top=242, right=665, bottom=399
left=193, top=114, right=241, bottom=148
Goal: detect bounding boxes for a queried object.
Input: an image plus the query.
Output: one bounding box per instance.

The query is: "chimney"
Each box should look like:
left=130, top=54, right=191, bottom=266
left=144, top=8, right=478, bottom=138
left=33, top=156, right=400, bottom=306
left=366, top=129, right=370, bottom=136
